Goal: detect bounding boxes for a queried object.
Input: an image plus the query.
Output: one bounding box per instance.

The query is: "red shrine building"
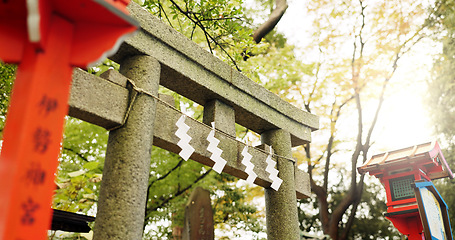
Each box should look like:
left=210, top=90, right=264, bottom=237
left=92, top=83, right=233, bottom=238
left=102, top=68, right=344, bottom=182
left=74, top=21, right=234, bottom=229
left=358, top=141, right=453, bottom=239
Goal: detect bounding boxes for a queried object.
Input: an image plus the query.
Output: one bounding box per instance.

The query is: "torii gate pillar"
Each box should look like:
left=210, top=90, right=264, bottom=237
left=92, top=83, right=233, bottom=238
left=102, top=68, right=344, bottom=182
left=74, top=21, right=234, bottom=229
left=262, top=129, right=300, bottom=240
left=93, top=55, right=160, bottom=240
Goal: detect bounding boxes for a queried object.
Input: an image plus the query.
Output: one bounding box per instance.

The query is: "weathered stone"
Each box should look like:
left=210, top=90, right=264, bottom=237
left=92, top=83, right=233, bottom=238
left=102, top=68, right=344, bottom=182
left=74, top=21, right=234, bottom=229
left=295, top=167, right=311, bottom=199
left=110, top=1, right=318, bottom=146
left=69, top=68, right=128, bottom=129
left=261, top=129, right=300, bottom=240
left=67, top=70, right=312, bottom=198
left=93, top=56, right=160, bottom=240
left=60, top=0, right=320, bottom=238
left=182, top=187, right=214, bottom=240
left=158, top=93, right=175, bottom=106
left=203, top=99, right=236, bottom=137
left=100, top=69, right=128, bottom=87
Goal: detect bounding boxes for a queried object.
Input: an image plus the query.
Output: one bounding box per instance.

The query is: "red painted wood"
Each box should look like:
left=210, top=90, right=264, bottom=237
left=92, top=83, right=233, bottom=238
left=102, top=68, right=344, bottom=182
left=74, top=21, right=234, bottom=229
left=0, top=16, right=73, bottom=240
left=0, top=0, right=137, bottom=238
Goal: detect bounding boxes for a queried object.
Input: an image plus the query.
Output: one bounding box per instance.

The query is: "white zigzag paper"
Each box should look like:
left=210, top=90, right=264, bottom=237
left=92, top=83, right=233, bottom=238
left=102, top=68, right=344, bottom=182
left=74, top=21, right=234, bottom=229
left=241, top=146, right=256, bottom=184
left=266, top=154, right=283, bottom=191
left=206, top=122, right=227, bottom=174
left=175, top=115, right=195, bottom=161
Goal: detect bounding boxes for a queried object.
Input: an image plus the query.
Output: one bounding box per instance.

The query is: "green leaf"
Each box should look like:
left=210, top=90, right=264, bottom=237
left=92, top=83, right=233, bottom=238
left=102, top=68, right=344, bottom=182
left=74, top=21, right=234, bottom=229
left=83, top=161, right=99, bottom=171
left=67, top=169, right=86, bottom=177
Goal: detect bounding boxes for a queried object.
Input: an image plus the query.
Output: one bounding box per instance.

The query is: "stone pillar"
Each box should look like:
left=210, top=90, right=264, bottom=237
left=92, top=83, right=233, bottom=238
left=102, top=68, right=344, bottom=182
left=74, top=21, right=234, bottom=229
left=203, top=99, right=235, bottom=136
left=261, top=129, right=300, bottom=240
left=93, top=56, right=160, bottom=240
left=202, top=99, right=236, bottom=172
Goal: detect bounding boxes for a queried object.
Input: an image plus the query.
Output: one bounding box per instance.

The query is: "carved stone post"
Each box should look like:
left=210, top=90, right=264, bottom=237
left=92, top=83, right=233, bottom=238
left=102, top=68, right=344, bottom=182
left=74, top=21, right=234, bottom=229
left=93, top=56, right=160, bottom=240
left=182, top=187, right=214, bottom=240
left=261, top=129, right=300, bottom=240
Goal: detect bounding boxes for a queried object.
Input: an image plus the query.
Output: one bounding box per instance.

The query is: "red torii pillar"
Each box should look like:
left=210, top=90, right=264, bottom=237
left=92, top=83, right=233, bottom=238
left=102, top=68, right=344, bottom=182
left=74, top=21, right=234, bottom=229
left=0, top=1, right=138, bottom=239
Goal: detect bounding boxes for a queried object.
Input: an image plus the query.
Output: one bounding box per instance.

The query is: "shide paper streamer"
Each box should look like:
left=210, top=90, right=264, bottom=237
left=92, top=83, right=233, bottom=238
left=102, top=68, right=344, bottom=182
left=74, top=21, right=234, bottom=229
left=175, top=115, right=195, bottom=161
left=241, top=146, right=257, bottom=184
left=266, top=150, right=283, bottom=191
left=206, top=122, right=227, bottom=174
left=174, top=116, right=280, bottom=190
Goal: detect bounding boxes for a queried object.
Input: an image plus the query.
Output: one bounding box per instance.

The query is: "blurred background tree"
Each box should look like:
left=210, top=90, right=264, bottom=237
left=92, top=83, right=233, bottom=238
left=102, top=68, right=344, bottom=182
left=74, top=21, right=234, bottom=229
left=426, top=0, right=455, bottom=237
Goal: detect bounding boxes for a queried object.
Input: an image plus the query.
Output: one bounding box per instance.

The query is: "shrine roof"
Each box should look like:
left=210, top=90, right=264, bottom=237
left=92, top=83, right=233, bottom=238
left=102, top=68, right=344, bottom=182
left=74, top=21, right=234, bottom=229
left=358, top=141, right=453, bottom=179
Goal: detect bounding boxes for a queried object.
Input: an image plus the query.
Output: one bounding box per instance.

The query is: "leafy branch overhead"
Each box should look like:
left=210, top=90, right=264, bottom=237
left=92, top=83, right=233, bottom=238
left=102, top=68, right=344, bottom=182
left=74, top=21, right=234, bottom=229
left=139, top=0, right=288, bottom=69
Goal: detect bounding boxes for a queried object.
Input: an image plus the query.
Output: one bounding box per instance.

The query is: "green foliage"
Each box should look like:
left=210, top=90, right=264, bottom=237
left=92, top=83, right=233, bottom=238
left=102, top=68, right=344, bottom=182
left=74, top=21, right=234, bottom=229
left=87, top=59, right=119, bottom=76
left=427, top=0, right=455, bottom=36
left=141, top=0, right=256, bottom=69
left=297, top=197, right=322, bottom=235
left=0, top=62, right=16, bottom=136
left=241, top=43, right=314, bottom=100
left=298, top=181, right=402, bottom=239
left=212, top=175, right=264, bottom=236
left=143, top=147, right=264, bottom=239
left=144, top=148, right=208, bottom=224
left=54, top=118, right=107, bottom=214
left=348, top=183, right=401, bottom=239
left=422, top=1, right=455, bottom=238
left=427, top=1, right=455, bottom=143
left=49, top=119, right=107, bottom=239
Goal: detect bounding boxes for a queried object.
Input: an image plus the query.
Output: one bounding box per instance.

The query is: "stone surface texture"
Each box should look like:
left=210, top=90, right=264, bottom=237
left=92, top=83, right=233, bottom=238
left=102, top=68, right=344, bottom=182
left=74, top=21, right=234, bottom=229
left=68, top=57, right=312, bottom=199
left=111, top=1, right=318, bottom=147
left=262, top=129, right=300, bottom=240
left=64, top=1, right=321, bottom=239
left=93, top=56, right=160, bottom=240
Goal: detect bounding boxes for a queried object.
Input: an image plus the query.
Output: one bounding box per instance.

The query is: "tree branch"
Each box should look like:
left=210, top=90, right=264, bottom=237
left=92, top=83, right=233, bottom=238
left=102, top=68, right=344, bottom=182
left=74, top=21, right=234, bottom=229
left=167, top=0, right=242, bottom=71
left=364, top=25, right=425, bottom=151
left=143, top=159, right=185, bottom=229
left=144, top=169, right=213, bottom=222
left=252, top=0, right=288, bottom=43
left=340, top=174, right=365, bottom=240
left=324, top=95, right=354, bottom=190
left=326, top=2, right=367, bottom=238
left=145, top=159, right=185, bottom=202
left=62, top=146, right=89, bottom=162
left=158, top=1, right=175, bottom=29
left=311, top=178, right=331, bottom=233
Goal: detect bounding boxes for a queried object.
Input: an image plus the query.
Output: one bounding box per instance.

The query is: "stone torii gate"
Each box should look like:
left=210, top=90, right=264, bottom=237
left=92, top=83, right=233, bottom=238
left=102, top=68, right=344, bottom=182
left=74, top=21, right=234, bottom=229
left=68, top=2, right=319, bottom=239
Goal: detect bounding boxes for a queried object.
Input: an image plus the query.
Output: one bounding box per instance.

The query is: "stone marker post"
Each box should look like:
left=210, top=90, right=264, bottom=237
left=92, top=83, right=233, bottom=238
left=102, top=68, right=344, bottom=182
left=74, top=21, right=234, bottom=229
left=93, top=56, right=160, bottom=240
left=182, top=187, right=215, bottom=240
left=261, top=129, right=300, bottom=240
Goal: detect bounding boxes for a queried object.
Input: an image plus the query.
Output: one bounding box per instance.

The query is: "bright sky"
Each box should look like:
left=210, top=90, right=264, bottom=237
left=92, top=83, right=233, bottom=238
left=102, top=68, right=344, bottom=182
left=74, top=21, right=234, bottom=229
left=371, top=43, right=436, bottom=152
left=275, top=0, right=438, bottom=156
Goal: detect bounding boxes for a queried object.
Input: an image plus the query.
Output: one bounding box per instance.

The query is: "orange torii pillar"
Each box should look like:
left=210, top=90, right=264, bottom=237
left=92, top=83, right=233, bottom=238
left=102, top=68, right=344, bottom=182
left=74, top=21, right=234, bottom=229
left=0, top=1, right=137, bottom=239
